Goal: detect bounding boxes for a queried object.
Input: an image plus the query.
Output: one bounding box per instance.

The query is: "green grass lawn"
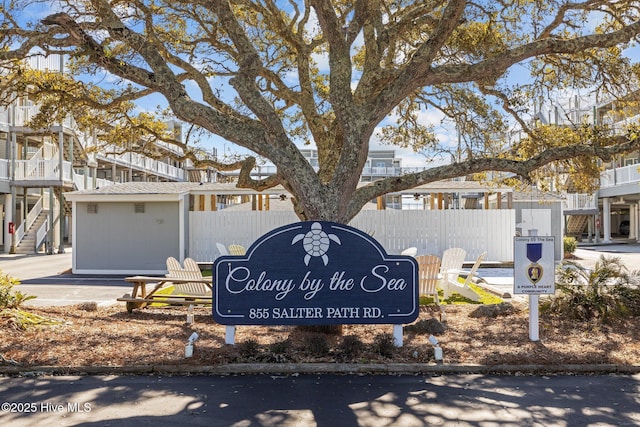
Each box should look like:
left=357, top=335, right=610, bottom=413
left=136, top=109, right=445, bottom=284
left=419, top=281, right=503, bottom=306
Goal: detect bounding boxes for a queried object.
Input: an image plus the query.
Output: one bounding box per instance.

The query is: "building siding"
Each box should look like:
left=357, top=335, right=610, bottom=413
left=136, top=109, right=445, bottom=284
left=75, top=201, right=180, bottom=272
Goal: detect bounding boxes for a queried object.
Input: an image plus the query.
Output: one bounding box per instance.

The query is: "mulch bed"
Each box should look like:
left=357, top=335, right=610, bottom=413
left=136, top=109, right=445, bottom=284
left=2, top=302, right=640, bottom=368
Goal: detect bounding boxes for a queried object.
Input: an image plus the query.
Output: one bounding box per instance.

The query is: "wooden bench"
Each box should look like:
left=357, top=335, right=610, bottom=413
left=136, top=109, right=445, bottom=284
left=118, top=275, right=213, bottom=313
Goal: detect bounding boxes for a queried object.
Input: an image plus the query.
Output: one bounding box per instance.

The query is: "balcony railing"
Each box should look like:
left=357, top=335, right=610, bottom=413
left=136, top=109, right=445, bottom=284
left=600, top=163, right=640, bottom=188
left=234, top=165, right=426, bottom=178
left=563, top=193, right=597, bottom=211
left=12, top=158, right=69, bottom=181
left=362, top=166, right=403, bottom=176
left=0, top=159, right=9, bottom=180
left=97, top=147, right=186, bottom=181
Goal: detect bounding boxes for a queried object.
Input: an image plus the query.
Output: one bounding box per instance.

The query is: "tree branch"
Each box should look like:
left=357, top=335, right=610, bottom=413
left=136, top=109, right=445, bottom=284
left=345, top=133, right=640, bottom=220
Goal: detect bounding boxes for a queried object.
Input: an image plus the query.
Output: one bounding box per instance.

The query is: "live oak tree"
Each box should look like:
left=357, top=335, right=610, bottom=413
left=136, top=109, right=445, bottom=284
left=2, top=0, right=640, bottom=223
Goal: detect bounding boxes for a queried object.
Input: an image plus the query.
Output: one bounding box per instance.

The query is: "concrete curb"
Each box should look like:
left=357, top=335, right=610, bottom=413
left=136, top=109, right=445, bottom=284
left=2, top=363, right=640, bottom=377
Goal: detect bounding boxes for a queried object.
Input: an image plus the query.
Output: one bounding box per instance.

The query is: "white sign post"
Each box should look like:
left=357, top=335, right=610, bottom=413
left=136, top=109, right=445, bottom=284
left=514, top=236, right=555, bottom=341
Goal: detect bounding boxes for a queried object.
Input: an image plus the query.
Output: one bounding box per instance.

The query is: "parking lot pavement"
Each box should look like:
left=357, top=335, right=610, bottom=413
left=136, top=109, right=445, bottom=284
left=0, top=249, right=129, bottom=307
left=572, top=245, right=640, bottom=271
left=0, top=250, right=72, bottom=280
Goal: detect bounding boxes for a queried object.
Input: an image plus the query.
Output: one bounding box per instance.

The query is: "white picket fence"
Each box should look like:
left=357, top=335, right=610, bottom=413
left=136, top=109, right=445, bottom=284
left=189, top=209, right=515, bottom=263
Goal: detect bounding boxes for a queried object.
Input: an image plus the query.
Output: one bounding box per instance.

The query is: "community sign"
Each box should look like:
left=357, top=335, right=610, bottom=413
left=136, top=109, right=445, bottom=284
left=513, top=236, right=555, bottom=295
left=212, top=221, right=419, bottom=326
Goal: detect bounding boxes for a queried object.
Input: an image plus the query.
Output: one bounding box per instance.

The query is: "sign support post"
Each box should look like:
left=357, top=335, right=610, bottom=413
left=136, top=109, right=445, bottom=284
left=393, top=324, right=403, bottom=347
left=529, top=295, right=539, bottom=341
left=225, top=325, right=236, bottom=345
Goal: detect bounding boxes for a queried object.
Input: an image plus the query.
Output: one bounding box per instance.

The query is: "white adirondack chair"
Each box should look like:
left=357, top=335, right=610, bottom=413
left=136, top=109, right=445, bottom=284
left=416, top=254, right=441, bottom=305
left=438, top=247, right=466, bottom=299
left=401, top=247, right=418, bottom=257
left=441, top=251, right=485, bottom=302
left=216, top=242, right=229, bottom=256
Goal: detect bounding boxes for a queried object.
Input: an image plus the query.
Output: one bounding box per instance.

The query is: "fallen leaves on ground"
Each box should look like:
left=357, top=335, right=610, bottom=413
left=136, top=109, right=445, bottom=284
left=2, top=302, right=639, bottom=368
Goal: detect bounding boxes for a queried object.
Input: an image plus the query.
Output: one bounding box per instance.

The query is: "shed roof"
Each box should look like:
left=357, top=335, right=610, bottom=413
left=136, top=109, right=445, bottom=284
left=64, top=179, right=512, bottom=202
left=396, top=180, right=512, bottom=194
left=64, top=181, right=288, bottom=202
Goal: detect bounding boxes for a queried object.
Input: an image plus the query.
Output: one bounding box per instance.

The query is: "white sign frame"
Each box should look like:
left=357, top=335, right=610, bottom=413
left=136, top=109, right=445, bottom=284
left=513, top=236, right=555, bottom=295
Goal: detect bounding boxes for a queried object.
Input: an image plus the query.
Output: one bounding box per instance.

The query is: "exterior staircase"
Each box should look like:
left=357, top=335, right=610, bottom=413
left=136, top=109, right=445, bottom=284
left=566, top=215, right=589, bottom=240
left=14, top=210, right=49, bottom=254
left=62, top=133, right=88, bottom=167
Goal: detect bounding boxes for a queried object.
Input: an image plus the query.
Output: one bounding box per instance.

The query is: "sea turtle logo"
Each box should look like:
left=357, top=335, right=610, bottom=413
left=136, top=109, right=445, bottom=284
left=291, top=222, right=341, bottom=266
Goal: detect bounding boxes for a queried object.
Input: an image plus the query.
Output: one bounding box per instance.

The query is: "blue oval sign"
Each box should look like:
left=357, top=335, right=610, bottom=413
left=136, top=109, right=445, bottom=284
left=213, top=221, right=419, bottom=325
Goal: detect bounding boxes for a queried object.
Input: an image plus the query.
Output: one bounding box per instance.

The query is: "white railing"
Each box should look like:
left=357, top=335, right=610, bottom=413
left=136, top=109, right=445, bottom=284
left=12, top=197, right=44, bottom=248
left=62, top=161, right=72, bottom=181
left=72, top=169, right=117, bottom=190
left=13, top=105, right=38, bottom=127
left=362, top=166, right=403, bottom=176
left=73, top=174, right=87, bottom=191
left=97, top=148, right=186, bottom=181
left=36, top=217, right=50, bottom=252
left=563, top=193, right=597, bottom=211
left=5, top=104, right=76, bottom=129
left=13, top=158, right=58, bottom=180
left=600, top=164, right=640, bottom=188
left=26, top=55, right=64, bottom=72
left=0, top=159, right=9, bottom=180
left=26, top=148, right=43, bottom=177
left=11, top=155, right=74, bottom=182
left=0, top=108, right=9, bottom=128
left=96, top=178, right=115, bottom=188
left=14, top=222, right=25, bottom=246
left=605, top=112, right=640, bottom=135
left=25, top=197, right=43, bottom=232
left=189, top=209, right=516, bottom=263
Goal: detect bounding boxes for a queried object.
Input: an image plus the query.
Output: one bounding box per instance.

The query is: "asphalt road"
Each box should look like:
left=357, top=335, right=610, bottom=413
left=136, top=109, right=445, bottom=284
left=1, top=373, right=639, bottom=426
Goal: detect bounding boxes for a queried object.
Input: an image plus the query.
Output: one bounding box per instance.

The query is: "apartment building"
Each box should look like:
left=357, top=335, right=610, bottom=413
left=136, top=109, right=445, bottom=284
left=595, top=92, right=640, bottom=242
left=0, top=55, right=209, bottom=254
left=539, top=92, right=640, bottom=242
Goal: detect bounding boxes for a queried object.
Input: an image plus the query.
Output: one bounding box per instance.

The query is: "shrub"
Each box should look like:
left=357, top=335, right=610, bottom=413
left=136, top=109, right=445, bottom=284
left=269, top=339, right=292, bottom=354
left=238, top=339, right=262, bottom=358
left=371, top=333, right=396, bottom=358
left=563, top=236, right=578, bottom=254
left=0, top=273, right=35, bottom=309
left=541, top=256, right=636, bottom=322
left=1, top=271, right=63, bottom=329
left=405, top=318, right=446, bottom=334
left=338, top=335, right=365, bottom=359
left=303, top=333, right=330, bottom=357
left=614, top=284, right=640, bottom=317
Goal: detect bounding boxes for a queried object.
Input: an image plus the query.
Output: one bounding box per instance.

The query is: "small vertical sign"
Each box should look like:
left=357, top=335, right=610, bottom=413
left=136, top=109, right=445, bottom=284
left=514, top=236, right=555, bottom=295
left=514, top=236, right=555, bottom=341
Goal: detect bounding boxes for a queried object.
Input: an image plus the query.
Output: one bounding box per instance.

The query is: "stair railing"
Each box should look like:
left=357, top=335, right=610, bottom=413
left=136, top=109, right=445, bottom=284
left=11, top=197, right=43, bottom=248
left=35, top=217, right=50, bottom=253
left=26, top=197, right=43, bottom=231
